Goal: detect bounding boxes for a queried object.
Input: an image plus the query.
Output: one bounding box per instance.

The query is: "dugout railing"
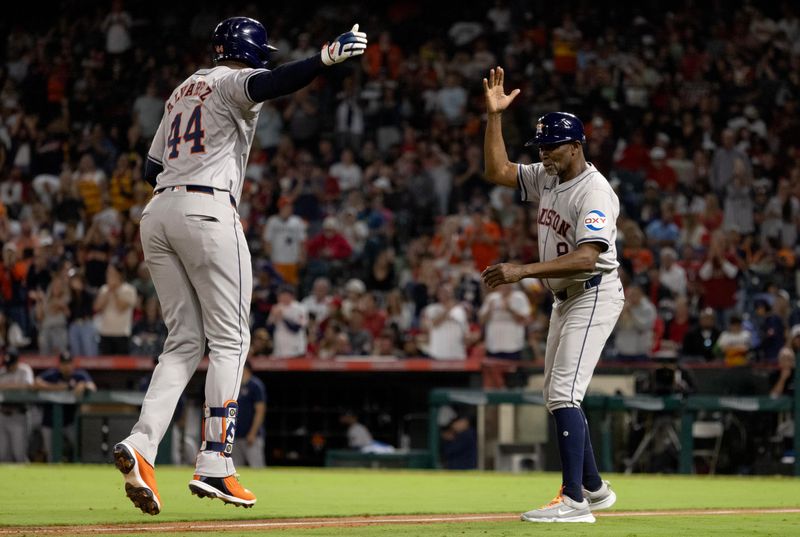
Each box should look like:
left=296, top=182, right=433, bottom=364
left=427, top=380, right=799, bottom=475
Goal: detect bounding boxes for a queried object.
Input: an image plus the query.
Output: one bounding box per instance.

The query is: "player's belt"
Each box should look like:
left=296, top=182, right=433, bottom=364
left=154, top=185, right=236, bottom=208
left=554, top=273, right=603, bottom=302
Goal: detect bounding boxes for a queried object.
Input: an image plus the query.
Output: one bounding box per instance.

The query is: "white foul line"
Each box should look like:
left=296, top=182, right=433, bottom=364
left=3, top=509, right=800, bottom=535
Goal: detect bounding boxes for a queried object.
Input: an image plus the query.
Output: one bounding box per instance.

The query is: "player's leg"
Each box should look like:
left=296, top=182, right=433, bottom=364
left=122, top=217, right=206, bottom=466
left=168, top=192, right=256, bottom=506
left=115, top=207, right=206, bottom=515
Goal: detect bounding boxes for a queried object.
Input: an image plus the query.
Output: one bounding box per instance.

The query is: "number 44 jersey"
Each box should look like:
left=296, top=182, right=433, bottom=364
left=147, top=66, right=266, bottom=205
left=517, top=162, right=620, bottom=292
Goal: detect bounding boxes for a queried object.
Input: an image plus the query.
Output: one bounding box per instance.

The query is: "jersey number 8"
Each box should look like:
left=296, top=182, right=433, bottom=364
left=167, top=104, right=205, bottom=159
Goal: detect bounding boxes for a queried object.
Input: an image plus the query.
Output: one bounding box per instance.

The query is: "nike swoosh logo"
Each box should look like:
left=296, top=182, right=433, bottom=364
left=557, top=508, right=575, bottom=516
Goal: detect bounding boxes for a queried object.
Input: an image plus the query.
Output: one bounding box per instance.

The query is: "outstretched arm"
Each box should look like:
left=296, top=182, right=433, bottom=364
left=483, top=67, right=521, bottom=188
left=248, top=24, right=368, bottom=102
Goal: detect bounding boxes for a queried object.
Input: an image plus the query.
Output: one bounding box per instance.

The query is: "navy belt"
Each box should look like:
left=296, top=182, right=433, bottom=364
left=154, top=185, right=236, bottom=208
left=554, top=273, right=603, bottom=302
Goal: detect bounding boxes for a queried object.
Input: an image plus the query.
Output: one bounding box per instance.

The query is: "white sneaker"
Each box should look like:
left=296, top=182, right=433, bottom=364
left=582, top=480, right=617, bottom=511
left=520, top=487, right=596, bottom=523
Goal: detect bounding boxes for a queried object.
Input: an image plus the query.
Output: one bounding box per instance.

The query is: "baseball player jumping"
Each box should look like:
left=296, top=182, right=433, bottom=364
left=113, top=17, right=367, bottom=515
left=481, top=67, right=624, bottom=523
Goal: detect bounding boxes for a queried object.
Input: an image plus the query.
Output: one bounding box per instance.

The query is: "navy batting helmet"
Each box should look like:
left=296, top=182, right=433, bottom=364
left=525, top=112, right=586, bottom=147
left=212, top=17, right=278, bottom=69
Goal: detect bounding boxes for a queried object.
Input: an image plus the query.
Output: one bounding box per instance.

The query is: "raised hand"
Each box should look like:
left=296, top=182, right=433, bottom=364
left=321, top=24, right=368, bottom=66
left=483, top=66, right=520, bottom=114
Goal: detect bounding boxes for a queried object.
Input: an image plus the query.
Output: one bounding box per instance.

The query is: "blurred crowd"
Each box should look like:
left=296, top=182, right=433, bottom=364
left=0, top=0, right=799, bottom=367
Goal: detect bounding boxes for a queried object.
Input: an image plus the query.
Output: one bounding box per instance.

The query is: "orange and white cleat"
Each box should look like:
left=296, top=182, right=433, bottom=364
left=189, top=474, right=257, bottom=508
left=113, top=442, right=162, bottom=515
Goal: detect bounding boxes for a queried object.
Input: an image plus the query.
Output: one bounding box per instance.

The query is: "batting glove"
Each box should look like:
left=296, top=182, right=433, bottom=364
left=321, top=24, right=368, bottom=66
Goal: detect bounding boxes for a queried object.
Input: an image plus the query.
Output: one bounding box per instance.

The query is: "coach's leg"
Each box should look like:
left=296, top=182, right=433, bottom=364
left=124, top=216, right=206, bottom=467
left=547, top=285, right=624, bottom=500
left=541, top=304, right=562, bottom=410
left=580, top=408, right=602, bottom=491
left=543, top=302, right=588, bottom=502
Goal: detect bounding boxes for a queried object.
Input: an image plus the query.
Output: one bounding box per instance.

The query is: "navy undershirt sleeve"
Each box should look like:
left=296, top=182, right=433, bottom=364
left=246, top=56, right=324, bottom=102
left=143, top=156, right=163, bottom=187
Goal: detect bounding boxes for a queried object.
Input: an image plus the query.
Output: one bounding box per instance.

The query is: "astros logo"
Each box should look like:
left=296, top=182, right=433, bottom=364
left=584, top=210, right=607, bottom=231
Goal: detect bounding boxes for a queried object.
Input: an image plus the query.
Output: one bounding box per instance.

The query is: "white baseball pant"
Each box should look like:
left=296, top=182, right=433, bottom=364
left=543, top=274, right=624, bottom=412
left=123, top=187, right=252, bottom=477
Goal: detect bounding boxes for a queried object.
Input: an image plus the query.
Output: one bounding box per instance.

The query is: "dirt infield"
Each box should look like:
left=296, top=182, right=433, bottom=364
left=3, top=508, right=800, bottom=535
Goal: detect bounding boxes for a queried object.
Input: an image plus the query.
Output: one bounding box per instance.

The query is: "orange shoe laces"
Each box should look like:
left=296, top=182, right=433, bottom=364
left=542, top=486, right=565, bottom=508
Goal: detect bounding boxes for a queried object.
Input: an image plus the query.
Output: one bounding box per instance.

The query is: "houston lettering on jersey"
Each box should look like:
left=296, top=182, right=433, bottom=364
left=166, top=80, right=213, bottom=113
left=538, top=207, right=572, bottom=238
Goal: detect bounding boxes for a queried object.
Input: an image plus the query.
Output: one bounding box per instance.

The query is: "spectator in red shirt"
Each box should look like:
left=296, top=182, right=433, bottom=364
left=614, top=130, right=651, bottom=174
left=646, top=147, right=678, bottom=192
left=663, top=296, right=691, bottom=352
left=359, top=292, right=387, bottom=339
left=362, top=31, right=403, bottom=80
left=699, top=231, right=740, bottom=319
left=306, top=217, right=353, bottom=261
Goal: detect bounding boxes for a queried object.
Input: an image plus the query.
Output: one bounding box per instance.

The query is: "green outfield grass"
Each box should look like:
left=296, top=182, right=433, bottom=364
left=1, top=465, right=799, bottom=535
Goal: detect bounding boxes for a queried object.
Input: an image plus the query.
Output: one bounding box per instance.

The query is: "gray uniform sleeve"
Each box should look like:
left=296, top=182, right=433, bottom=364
left=575, top=188, right=618, bottom=251
left=217, top=67, right=269, bottom=109
left=517, top=163, right=547, bottom=203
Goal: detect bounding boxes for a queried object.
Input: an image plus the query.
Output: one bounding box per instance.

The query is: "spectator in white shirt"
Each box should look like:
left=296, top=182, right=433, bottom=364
left=132, top=82, right=163, bottom=140
left=329, top=148, right=363, bottom=193
left=341, top=278, right=366, bottom=322
left=94, top=263, right=137, bottom=355
left=434, top=72, right=468, bottom=125
left=102, top=0, right=132, bottom=55
left=340, top=411, right=373, bottom=449
left=659, top=247, right=687, bottom=297
left=479, top=283, right=531, bottom=360
left=301, top=277, right=334, bottom=324
left=421, top=284, right=468, bottom=360
left=614, top=285, right=657, bottom=361
left=267, top=286, right=308, bottom=359
left=262, top=196, right=307, bottom=285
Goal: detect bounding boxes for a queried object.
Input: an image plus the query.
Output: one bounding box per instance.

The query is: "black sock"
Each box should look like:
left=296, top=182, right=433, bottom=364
left=552, top=407, right=585, bottom=503
left=581, top=409, right=602, bottom=492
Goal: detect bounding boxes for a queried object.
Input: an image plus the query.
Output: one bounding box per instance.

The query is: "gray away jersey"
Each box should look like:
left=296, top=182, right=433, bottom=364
left=148, top=66, right=267, bottom=205
left=518, top=162, right=619, bottom=291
